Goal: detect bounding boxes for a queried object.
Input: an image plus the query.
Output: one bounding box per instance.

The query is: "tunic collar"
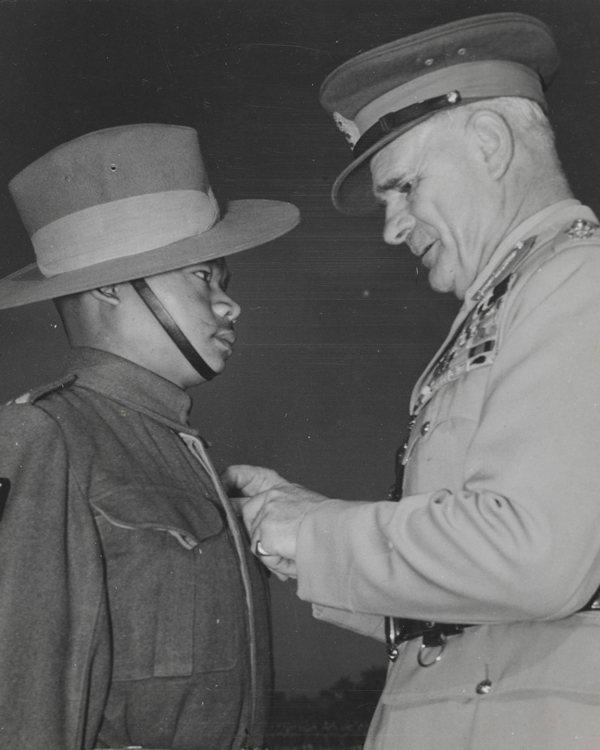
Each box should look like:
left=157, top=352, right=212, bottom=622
left=65, top=346, right=197, bottom=433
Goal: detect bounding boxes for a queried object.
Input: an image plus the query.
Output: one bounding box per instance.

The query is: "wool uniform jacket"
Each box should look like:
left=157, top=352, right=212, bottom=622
left=0, top=347, right=271, bottom=750
left=294, top=201, right=600, bottom=749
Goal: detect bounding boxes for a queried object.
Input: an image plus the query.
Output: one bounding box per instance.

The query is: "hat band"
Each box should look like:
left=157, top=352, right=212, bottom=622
left=31, top=189, right=219, bottom=277
left=352, top=60, right=545, bottom=141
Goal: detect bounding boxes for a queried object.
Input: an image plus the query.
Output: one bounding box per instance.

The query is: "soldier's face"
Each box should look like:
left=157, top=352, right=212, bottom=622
left=370, top=116, right=499, bottom=299
left=144, top=258, right=240, bottom=381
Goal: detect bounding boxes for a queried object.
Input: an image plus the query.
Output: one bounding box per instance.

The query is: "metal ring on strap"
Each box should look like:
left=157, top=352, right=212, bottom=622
left=417, top=635, right=447, bottom=667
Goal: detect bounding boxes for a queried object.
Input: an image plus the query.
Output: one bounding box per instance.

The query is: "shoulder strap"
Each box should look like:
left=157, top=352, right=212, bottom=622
left=7, top=374, right=77, bottom=406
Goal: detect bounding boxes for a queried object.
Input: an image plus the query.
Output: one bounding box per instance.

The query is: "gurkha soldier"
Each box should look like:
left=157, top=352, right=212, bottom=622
left=0, top=124, right=298, bottom=750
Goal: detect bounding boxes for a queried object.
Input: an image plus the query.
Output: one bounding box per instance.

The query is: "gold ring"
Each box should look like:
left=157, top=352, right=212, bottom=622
left=255, top=540, right=271, bottom=556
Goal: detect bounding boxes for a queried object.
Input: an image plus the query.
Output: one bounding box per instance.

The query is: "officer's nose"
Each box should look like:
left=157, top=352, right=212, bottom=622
left=382, top=201, right=415, bottom=246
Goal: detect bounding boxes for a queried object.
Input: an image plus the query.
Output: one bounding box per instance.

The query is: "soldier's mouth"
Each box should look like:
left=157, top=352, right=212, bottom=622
left=214, top=329, right=236, bottom=350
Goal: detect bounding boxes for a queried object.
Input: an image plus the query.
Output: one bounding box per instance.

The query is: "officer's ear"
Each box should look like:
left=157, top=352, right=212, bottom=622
left=90, top=285, right=122, bottom=306
left=466, top=109, right=514, bottom=181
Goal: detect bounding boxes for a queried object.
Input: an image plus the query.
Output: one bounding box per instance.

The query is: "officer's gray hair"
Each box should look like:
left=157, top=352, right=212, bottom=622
left=462, top=97, right=557, bottom=156
left=430, top=96, right=566, bottom=180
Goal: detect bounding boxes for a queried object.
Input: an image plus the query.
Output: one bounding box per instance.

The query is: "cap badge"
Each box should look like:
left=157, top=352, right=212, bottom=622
left=333, top=112, right=360, bottom=148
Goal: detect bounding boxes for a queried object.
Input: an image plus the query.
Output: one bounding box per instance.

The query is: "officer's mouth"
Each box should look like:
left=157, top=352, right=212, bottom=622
left=416, top=241, right=437, bottom=267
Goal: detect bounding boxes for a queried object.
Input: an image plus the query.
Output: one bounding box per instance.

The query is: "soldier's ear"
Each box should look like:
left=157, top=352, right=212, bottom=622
left=90, top=285, right=121, bottom=306
left=466, top=109, right=514, bottom=181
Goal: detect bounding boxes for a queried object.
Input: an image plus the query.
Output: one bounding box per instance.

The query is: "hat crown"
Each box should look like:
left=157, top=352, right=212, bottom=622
left=9, top=124, right=210, bottom=236
left=320, top=13, right=559, bottom=119
left=0, top=123, right=300, bottom=309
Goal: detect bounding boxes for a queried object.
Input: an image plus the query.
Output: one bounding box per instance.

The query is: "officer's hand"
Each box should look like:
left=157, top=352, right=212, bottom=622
left=233, top=480, right=331, bottom=570
left=221, top=464, right=287, bottom=497
left=222, top=464, right=299, bottom=579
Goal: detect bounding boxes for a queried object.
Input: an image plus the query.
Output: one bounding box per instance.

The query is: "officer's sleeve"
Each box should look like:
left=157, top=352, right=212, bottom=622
left=311, top=603, right=386, bottom=642
left=295, top=243, right=600, bottom=624
left=0, top=403, right=109, bottom=750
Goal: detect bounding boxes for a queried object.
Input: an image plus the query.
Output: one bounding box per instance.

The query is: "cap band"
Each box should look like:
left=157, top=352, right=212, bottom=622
left=32, top=189, right=219, bottom=277
left=353, top=60, right=545, bottom=140
left=353, top=91, right=462, bottom=159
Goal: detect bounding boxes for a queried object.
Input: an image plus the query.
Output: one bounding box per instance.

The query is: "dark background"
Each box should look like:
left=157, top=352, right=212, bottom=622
left=0, top=0, right=599, bottom=696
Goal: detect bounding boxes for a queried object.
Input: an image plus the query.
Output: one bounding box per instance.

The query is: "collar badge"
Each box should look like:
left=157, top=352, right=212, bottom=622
left=566, top=219, right=599, bottom=240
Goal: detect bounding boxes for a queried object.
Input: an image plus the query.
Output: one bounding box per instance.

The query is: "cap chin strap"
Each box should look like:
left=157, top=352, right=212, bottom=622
left=130, top=278, right=218, bottom=381
left=352, top=90, right=463, bottom=159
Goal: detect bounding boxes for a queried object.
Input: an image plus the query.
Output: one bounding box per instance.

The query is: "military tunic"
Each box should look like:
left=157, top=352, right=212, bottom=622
left=0, top=347, right=271, bottom=750
left=294, top=200, right=600, bottom=748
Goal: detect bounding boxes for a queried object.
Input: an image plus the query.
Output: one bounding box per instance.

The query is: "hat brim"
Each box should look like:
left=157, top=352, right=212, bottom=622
left=0, top=199, right=299, bottom=309
left=331, top=112, right=449, bottom=216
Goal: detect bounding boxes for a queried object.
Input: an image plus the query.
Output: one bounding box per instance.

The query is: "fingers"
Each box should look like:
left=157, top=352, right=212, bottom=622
left=221, top=464, right=286, bottom=497
left=220, top=464, right=254, bottom=495
left=226, top=475, right=324, bottom=575
left=252, top=548, right=298, bottom=581
left=222, top=468, right=301, bottom=583
left=237, top=493, right=268, bottom=538
left=227, top=496, right=245, bottom=517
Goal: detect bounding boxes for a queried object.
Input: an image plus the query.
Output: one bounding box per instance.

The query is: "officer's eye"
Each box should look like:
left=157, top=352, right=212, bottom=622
left=399, top=180, right=414, bottom=195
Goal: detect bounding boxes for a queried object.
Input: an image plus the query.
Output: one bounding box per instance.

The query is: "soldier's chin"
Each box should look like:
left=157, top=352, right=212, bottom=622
left=211, top=352, right=231, bottom=373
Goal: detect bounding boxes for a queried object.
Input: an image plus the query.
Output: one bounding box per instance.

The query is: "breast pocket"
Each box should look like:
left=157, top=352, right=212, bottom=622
left=92, top=483, right=237, bottom=681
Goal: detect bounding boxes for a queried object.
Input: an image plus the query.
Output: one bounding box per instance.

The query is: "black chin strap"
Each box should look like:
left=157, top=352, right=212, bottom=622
left=131, top=278, right=218, bottom=381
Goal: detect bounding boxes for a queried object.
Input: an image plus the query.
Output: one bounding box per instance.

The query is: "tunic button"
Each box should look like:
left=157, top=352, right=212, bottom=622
left=476, top=679, right=492, bottom=695
left=420, top=421, right=431, bottom=436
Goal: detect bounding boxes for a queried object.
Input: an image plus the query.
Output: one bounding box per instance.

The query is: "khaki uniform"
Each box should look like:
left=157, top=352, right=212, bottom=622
left=295, top=200, right=600, bottom=748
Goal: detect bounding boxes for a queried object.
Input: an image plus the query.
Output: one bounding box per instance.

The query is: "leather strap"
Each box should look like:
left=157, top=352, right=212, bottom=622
left=385, top=616, right=468, bottom=661
left=353, top=90, right=462, bottom=159
left=386, top=587, right=600, bottom=662
left=131, top=278, right=218, bottom=381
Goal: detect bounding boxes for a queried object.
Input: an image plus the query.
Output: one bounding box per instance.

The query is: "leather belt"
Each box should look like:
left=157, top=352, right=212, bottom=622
left=386, top=588, right=600, bottom=666
left=385, top=615, right=468, bottom=665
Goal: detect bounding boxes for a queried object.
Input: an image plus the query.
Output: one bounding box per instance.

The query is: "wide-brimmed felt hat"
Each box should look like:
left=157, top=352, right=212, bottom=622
left=0, top=123, right=300, bottom=309
left=320, top=12, right=560, bottom=215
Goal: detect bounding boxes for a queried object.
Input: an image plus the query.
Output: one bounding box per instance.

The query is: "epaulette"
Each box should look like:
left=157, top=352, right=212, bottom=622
left=6, top=374, right=77, bottom=406
left=552, top=218, right=600, bottom=254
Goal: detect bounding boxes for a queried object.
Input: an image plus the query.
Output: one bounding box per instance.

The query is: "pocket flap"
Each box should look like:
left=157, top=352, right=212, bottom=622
left=92, top=483, right=225, bottom=547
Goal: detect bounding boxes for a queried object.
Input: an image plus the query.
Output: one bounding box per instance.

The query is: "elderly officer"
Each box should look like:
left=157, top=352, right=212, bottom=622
left=0, top=124, right=298, bottom=750
left=224, top=13, right=600, bottom=749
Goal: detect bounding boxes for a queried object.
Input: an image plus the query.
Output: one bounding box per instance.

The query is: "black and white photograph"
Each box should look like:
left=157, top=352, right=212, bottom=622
left=0, top=1, right=599, bottom=748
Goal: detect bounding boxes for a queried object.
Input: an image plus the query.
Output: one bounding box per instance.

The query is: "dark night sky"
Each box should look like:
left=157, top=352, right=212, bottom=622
left=0, top=0, right=599, bottom=695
